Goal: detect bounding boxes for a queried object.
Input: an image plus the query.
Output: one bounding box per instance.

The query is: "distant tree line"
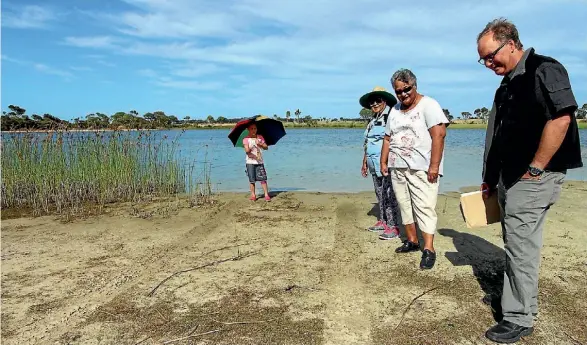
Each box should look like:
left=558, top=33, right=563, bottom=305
left=0, top=105, right=251, bottom=131
left=460, top=107, right=490, bottom=123
left=457, top=104, right=587, bottom=122
left=359, top=107, right=458, bottom=122
left=1, top=105, right=362, bottom=131
left=3, top=103, right=585, bottom=131
left=358, top=103, right=587, bottom=123
left=577, top=104, right=587, bottom=119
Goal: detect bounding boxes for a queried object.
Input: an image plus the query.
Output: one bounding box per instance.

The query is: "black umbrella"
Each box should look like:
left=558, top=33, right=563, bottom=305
left=228, top=115, right=286, bottom=147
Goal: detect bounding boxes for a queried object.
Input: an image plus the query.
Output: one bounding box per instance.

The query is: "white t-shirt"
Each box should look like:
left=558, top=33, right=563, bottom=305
left=243, top=136, right=265, bottom=165
left=384, top=96, right=449, bottom=175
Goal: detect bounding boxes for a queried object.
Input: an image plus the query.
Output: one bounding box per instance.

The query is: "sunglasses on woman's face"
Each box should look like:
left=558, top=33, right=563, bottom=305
left=369, top=99, right=383, bottom=107
left=394, top=86, right=413, bottom=95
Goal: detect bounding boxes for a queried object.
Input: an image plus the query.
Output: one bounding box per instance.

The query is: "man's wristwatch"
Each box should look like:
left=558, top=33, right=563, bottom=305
left=528, top=165, right=544, bottom=177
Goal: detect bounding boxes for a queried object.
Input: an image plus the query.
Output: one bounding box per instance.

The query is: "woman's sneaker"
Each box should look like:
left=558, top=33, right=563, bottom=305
left=379, top=225, right=399, bottom=240
left=368, top=220, right=385, bottom=232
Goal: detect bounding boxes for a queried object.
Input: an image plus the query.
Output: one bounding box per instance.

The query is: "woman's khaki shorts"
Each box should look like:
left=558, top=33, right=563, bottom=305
left=390, top=168, right=439, bottom=235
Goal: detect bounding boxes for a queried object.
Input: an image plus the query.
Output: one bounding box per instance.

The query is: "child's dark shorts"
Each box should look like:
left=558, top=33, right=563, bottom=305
left=246, top=164, right=267, bottom=183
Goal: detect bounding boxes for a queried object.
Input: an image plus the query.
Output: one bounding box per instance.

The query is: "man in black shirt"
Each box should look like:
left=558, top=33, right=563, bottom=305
left=477, top=18, right=583, bottom=343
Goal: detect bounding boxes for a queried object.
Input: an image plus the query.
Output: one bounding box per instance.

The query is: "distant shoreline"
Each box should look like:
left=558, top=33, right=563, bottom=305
left=3, top=121, right=586, bottom=133
left=180, top=123, right=494, bottom=130
left=2, top=128, right=156, bottom=134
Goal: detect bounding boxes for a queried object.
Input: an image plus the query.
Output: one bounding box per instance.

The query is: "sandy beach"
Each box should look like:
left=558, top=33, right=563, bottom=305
left=1, top=182, right=586, bottom=345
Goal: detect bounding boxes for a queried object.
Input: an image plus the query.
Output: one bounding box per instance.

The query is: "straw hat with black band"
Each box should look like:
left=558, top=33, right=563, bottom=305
left=359, top=86, right=398, bottom=109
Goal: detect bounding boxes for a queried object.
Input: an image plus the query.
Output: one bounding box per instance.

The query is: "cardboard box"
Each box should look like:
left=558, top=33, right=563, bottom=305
left=459, top=190, right=501, bottom=228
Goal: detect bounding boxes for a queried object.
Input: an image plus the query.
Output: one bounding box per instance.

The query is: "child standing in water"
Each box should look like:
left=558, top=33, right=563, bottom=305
left=243, top=123, right=271, bottom=201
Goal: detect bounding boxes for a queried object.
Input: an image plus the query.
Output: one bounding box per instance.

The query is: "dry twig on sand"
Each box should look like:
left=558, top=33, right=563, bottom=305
left=284, top=284, right=320, bottom=292
left=148, top=251, right=259, bottom=297
left=96, top=309, right=121, bottom=320
left=133, top=336, right=151, bottom=345
left=393, top=281, right=452, bottom=331
left=161, top=329, right=222, bottom=344
left=213, top=318, right=277, bottom=325
left=194, top=242, right=251, bottom=260
left=564, top=331, right=585, bottom=345
left=160, top=317, right=275, bottom=344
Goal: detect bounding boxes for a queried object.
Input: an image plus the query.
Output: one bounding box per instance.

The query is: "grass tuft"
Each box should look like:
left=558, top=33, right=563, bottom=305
left=1, top=129, right=213, bottom=219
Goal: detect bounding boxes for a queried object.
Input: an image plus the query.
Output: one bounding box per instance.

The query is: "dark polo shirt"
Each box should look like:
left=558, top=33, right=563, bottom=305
left=482, top=47, right=583, bottom=189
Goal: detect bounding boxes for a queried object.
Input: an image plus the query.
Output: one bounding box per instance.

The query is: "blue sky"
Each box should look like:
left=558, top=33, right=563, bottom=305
left=2, top=0, right=586, bottom=120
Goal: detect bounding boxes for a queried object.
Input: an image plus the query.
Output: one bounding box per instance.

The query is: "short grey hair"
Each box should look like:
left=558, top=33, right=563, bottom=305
left=477, top=18, right=523, bottom=50
left=391, top=69, right=417, bottom=88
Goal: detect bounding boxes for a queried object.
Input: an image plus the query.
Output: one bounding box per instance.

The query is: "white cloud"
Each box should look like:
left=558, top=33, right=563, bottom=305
left=65, top=0, right=587, bottom=114
left=97, top=60, right=116, bottom=67
left=413, top=68, right=490, bottom=86
left=84, top=54, right=107, bottom=59
left=70, top=66, right=93, bottom=72
left=1, top=55, right=26, bottom=65
left=138, top=69, right=158, bottom=77
left=82, top=54, right=117, bottom=67
left=126, top=41, right=271, bottom=65
left=119, top=0, right=253, bottom=38
left=33, top=64, right=74, bottom=79
left=68, top=0, right=586, bottom=70
left=137, top=67, right=224, bottom=90
left=171, top=63, right=224, bottom=78
left=2, top=5, right=57, bottom=29
left=117, top=12, right=239, bottom=38
left=2, top=55, right=74, bottom=80
left=64, top=36, right=120, bottom=49
left=156, top=79, right=223, bottom=90
left=96, top=60, right=116, bottom=67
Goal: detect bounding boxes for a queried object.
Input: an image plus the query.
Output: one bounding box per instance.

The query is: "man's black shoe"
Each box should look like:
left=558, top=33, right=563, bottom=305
left=395, top=240, right=420, bottom=253
left=419, top=249, right=436, bottom=269
left=485, top=320, right=533, bottom=343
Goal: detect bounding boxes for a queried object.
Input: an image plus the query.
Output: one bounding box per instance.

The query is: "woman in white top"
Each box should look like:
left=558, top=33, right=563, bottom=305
left=380, top=68, right=450, bottom=270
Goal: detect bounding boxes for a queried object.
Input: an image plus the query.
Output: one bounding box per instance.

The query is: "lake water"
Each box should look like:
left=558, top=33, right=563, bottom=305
left=169, top=128, right=587, bottom=194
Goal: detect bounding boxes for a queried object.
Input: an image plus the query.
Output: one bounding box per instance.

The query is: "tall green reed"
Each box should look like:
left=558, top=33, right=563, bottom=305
left=1, top=129, right=212, bottom=217
left=186, top=148, right=213, bottom=206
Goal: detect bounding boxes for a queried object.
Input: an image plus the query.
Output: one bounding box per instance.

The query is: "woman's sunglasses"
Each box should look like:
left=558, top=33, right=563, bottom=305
left=369, top=99, right=384, bottom=107
left=394, top=86, right=413, bottom=95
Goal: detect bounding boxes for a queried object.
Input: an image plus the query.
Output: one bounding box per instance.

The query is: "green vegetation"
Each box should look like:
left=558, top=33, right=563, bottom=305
left=1, top=105, right=188, bottom=131
left=182, top=120, right=587, bottom=130
left=447, top=119, right=587, bottom=129
left=1, top=129, right=212, bottom=218
left=3, top=103, right=586, bottom=132
left=447, top=122, right=491, bottom=129
left=178, top=121, right=370, bottom=130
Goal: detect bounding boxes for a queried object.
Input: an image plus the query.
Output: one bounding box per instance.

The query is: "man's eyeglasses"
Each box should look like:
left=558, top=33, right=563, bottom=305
left=394, top=86, right=413, bottom=95
left=478, top=42, right=507, bottom=66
